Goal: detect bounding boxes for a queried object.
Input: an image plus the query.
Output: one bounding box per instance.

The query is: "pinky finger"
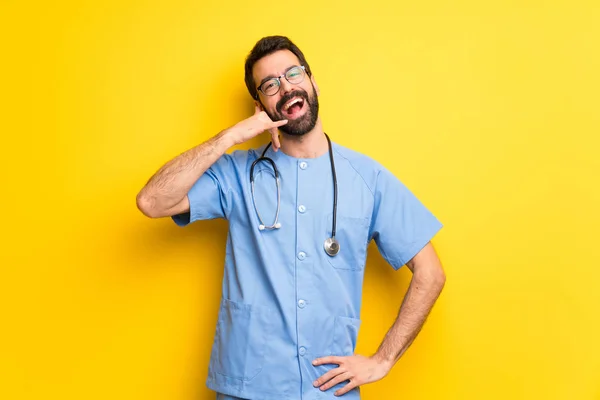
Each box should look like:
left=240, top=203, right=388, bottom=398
left=335, top=380, right=357, bottom=397
left=269, top=129, right=280, bottom=151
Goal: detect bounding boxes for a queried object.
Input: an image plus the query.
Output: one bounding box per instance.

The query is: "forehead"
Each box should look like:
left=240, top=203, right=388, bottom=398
left=253, top=50, right=301, bottom=82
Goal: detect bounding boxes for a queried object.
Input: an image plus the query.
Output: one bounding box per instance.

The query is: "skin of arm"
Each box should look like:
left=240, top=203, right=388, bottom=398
left=136, top=130, right=236, bottom=219
left=312, top=242, right=446, bottom=396
left=373, top=242, right=446, bottom=366
left=136, top=106, right=286, bottom=218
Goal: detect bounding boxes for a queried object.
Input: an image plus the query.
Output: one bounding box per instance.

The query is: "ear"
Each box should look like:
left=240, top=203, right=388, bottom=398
left=311, top=75, right=320, bottom=96
left=254, top=100, right=265, bottom=112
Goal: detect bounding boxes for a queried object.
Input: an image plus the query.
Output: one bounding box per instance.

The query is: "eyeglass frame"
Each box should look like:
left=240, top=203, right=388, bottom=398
left=256, top=65, right=307, bottom=98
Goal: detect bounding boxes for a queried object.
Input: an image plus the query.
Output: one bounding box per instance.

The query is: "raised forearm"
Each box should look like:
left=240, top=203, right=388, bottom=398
left=136, top=105, right=288, bottom=219
left=373, top=265, right=445, bottom=366
left=136, top=129, right=235, bottom=218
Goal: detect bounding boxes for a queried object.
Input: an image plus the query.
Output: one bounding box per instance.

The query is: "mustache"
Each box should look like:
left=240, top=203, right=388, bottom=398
left=276, top=90, right=310, bottom=114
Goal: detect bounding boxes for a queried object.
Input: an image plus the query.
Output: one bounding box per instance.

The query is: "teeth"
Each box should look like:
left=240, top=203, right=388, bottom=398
left=283, top=98, right=303, bottom=111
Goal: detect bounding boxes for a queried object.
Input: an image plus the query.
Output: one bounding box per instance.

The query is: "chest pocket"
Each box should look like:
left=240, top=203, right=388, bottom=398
left=324, top=213, right=370, bottom=271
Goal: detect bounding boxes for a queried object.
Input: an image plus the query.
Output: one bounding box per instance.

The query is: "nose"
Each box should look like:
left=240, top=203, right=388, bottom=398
left=279, top=77, right=296, bottom=97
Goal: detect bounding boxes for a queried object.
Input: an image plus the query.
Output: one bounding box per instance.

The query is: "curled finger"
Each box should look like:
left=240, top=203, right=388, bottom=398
left=335, top=378, right=359, bottom=397
left=313, top=366, right=345, bottom=389
left=320, top=372, right=352, bottom=392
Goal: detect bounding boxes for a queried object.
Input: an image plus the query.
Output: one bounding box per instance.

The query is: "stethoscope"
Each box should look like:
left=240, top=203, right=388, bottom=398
left=250, top=133, right=340, bottom=257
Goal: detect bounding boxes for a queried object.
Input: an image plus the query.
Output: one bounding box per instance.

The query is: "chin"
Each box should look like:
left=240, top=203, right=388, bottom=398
left=279, top=111, right=318, bottom=136
left=280, top=121, right=314, bottom=136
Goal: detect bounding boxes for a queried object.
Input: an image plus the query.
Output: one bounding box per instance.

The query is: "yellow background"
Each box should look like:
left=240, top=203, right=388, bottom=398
left=2, top=0, right=599, bottom=399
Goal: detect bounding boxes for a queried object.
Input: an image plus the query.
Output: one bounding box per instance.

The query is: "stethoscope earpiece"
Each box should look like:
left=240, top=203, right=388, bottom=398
left=250, top=133, right=339, bottom=256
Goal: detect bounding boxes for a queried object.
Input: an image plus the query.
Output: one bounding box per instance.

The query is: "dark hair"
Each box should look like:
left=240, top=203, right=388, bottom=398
left=244, top=35, right=313, bottom=100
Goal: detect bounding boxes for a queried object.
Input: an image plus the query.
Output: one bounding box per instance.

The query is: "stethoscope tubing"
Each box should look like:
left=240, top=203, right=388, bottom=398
left=250, top=156, right=281, bottom=230
left=249, top=133, right=339, bottom=255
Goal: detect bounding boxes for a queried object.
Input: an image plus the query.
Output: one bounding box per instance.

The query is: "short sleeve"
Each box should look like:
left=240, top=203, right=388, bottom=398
left=171, top=153, right=237, bottom=226
left=369, top=167, right=443, bottom=269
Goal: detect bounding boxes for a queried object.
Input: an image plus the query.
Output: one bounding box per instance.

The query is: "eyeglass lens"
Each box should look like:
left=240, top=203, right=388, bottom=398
left=260, top=66, right=305, bottom=96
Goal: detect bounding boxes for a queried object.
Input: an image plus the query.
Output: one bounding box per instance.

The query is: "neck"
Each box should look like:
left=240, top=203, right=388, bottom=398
left=278, top=118, right=328, bottom=158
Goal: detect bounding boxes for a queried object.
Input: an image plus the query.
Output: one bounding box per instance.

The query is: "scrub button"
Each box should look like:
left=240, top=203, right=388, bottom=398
left=299, top=347, right=306, bottom=356
left=298, top=252, right=306, bottom=260
left=298, top=299, right=306, bottom=308
left=298, top=205, right=306, bottom=213
left=299, top=162, right=308, bottom=170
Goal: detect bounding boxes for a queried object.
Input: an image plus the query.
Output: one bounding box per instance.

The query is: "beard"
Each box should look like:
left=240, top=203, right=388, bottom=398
left=263, top=84, right=319, bottom=136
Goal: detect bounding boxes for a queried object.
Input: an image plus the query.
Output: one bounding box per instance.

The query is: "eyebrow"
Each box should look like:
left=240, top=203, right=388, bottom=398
left=258, top=65, right=298, bottom=88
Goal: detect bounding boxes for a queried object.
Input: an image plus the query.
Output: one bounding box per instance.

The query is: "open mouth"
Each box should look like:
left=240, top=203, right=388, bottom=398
left=281, top=96, right=306, bottom=119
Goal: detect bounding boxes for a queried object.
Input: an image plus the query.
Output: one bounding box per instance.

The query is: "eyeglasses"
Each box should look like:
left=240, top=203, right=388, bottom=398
left=257, top=66, right=306, bottom=97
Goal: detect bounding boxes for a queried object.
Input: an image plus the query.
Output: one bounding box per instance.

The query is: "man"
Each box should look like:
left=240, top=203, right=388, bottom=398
left=136, top=35, right=446, bottom=400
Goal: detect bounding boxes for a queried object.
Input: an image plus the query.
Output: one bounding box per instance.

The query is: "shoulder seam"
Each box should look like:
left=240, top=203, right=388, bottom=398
left=333, top=147, right=377, bottom=198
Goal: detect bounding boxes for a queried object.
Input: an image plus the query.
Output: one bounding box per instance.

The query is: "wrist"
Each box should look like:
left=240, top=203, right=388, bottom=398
left=371, top=352, right=395, bottom=371
left=217, top=128, right=239, bottom=148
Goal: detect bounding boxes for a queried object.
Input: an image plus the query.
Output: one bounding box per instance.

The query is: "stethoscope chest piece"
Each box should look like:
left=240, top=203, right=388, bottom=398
left=252, top=133, right=341, bottom=256
left=324, top=237, right=340, bottom=257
